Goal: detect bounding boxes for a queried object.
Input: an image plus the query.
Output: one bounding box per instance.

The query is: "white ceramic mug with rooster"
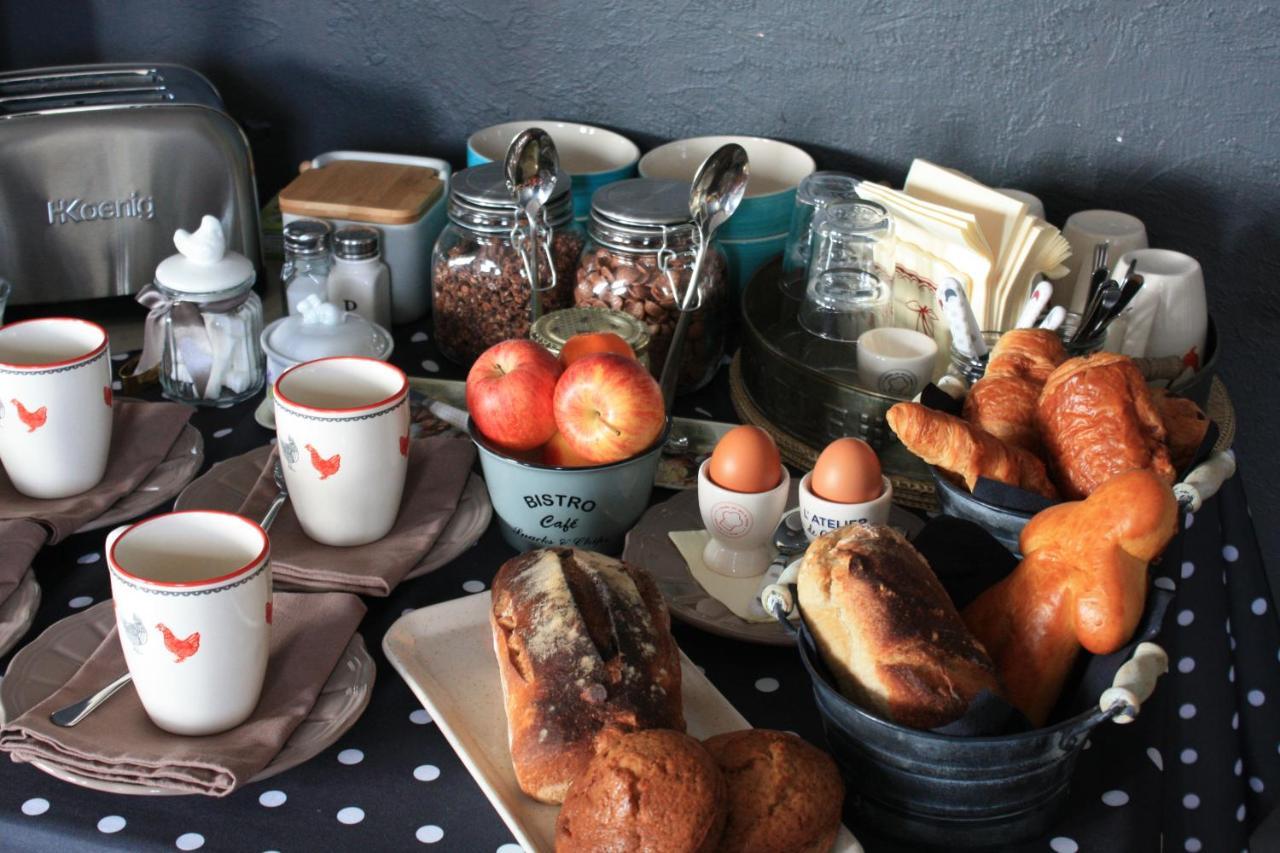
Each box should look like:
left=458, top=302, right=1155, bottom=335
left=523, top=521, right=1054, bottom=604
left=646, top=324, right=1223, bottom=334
left=0, top=317, right=113, bottom=499
left=106, top=510, right=272, bottom=736
left=273, top=356, right=410, bottom=546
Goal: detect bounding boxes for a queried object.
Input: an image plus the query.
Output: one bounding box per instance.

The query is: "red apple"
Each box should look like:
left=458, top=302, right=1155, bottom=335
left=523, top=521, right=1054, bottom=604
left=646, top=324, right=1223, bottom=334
left=466, top=339, right=562, bottom=452
left=553, top=354, right=665, bottom=464
left=541, top=431, right=595, bottom=468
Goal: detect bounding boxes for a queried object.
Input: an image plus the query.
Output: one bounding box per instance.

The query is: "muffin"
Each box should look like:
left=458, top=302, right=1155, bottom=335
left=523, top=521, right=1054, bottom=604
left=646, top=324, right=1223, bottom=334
left=555, top=729, right=727, bottom=853
left=703, top=729, right=845, bottom=853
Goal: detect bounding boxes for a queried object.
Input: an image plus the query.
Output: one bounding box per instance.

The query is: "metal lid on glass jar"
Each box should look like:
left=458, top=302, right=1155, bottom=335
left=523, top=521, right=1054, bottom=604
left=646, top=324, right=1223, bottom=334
left=588, top=178, right=698, bottom=252
left=333, top=225, right=381, bottom=260
left=283, top=219, right=332, bottom=257
left=448, top=162, right=574, bottom=232
left=530, top=307, right=650, bottom=359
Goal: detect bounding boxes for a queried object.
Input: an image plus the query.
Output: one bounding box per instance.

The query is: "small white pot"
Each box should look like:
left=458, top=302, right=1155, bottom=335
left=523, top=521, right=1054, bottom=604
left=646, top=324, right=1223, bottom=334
left=106, top=511, right=272, bottom=736
left=798, top=472, right=894, bottom=541
left=697, top=459, right=791, bottom=578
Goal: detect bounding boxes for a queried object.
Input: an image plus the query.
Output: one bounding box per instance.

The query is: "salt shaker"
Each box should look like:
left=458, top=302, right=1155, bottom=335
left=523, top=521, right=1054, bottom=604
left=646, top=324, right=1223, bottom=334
left=135, top=215, right=264, bottom=405
left=327, top=226, right=392, bottom=329
left=282, top=219, right=333, bottom=315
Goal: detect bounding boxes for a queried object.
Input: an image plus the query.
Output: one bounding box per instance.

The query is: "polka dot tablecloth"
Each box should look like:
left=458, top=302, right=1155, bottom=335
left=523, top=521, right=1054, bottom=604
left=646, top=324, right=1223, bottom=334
left=1, top=323, right=1277, bottom=853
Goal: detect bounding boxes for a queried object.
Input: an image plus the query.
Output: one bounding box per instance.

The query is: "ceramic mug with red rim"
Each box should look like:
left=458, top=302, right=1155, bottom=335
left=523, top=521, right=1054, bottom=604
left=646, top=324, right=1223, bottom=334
left=273, top=356, right=411, bottom=547
left=106, top=510, right=272, bottom=736
left=0, top=317, right=113, bottom=499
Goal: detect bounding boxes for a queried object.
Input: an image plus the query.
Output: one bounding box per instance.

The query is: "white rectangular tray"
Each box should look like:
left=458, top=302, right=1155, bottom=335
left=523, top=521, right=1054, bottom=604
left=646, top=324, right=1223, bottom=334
left=383, top=592, right=861, bottom=853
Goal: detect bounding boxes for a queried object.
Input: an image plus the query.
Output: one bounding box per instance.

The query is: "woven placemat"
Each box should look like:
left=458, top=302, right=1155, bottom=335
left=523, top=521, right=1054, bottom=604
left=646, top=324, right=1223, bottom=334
left=731, top=353, right=1238, bottom=514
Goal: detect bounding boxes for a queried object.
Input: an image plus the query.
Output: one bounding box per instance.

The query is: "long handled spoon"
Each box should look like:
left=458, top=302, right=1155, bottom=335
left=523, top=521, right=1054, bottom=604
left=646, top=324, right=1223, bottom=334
left=50, top=459, right=290, bottom=728
left=504, top=128, right=559, bottom=324
left=658, top=144, right=749, bottom=409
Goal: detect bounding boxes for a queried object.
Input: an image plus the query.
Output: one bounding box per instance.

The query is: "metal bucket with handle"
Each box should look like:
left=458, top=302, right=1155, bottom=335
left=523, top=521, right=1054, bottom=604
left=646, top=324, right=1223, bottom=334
left=762, top=575, right=1168, bottom=847
left=759, top=452, right=1234, bottom=847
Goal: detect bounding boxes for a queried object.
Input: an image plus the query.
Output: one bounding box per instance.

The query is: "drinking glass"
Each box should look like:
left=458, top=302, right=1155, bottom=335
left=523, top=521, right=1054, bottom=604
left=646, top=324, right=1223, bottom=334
left=798, top=201, right=895, bottom=342
left=780, top=172, right=862, bottom=298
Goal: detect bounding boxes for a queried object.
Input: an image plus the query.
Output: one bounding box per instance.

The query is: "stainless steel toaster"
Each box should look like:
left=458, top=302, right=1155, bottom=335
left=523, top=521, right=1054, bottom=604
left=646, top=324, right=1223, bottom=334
left=0, top=63, right=261, bottom=305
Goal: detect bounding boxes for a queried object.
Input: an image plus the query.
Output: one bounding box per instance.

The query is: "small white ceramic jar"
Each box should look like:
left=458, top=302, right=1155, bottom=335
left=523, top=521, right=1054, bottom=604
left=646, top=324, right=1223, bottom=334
left=697, top=459, right=791, bottom=578
left=798, top=471, right=893, bottom=541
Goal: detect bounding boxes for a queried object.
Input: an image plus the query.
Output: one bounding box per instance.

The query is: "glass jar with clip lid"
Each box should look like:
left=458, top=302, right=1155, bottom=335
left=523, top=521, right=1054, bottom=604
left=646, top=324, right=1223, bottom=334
left=133, top=215, right=264, bottom=406
left=574, top=178, right=729, bottom=394
left=430, top=163, right=584, bottom=364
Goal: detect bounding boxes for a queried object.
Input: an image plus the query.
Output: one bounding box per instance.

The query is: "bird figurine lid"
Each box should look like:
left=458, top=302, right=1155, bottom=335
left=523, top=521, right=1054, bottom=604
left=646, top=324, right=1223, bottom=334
left=266, top=295, right=393, bottom=363
left=154, top=215, right=256, bottom=297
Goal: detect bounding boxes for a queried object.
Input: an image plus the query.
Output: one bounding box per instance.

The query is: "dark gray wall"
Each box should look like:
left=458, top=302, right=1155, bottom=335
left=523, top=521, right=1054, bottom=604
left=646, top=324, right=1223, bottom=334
left=5, top=0, right=1278, bottom=561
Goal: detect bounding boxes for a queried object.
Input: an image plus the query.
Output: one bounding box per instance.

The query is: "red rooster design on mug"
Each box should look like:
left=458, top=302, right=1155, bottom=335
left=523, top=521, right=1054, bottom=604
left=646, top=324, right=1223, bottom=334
left=305, top=443, right=341, bottom=479
left=400, top=433, right=410, bottom=457
left=103, top=385, right=113, bottom=407
left=11, top=399, right=47, bottom=432
left=156, top=623, right=200, bottom=663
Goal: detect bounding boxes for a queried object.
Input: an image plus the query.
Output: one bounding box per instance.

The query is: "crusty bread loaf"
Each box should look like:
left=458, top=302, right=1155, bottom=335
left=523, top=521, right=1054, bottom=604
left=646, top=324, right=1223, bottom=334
left=703, top=729, right=844, bottom=853
left=797, top=524, right=1001, bottom=729
left=555, top=729, right=727, bottom=853
left=490, top=548, right=684, bottom=804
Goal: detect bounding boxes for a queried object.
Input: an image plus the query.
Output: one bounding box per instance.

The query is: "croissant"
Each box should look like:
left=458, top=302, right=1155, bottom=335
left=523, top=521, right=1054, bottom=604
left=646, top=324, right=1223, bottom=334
left=984, top=328, right=1067, bottom=384
left=962, top=470, right=1177, bottom=725
left=1037, top=353, right=1175, bottom=499
left=887, top=402, right=1057, bottom=499
left=1152, top=389, right=1210, bottom=471
left=963, top=330, right=1066, bottom=454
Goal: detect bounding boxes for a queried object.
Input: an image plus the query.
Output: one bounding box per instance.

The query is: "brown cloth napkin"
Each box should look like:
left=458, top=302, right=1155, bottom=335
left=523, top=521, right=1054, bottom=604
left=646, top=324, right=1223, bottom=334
left=236, top=436, right=475, bottom=596
left=0, top=591, right=366, bottom=796
left=0, top=400, right=194, bottom=605
left=0, top=399, right=195, bottom=541
left=0, top=520, right=44, bottom=610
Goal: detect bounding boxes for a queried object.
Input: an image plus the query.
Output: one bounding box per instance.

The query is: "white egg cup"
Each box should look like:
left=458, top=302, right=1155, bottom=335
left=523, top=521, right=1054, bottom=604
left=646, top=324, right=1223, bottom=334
left=697, top=459, right=791, bottom=578
left=798, top=472, right=894, bottom=541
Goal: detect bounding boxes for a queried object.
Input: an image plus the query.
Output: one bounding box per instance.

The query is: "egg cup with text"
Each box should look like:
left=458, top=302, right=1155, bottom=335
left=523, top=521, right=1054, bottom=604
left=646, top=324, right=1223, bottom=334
left=698, top=459, right=791, bottom=578
left=107, top=510, right=272, bottom=736
left=274, top=357, right=410, bottom=547
left=799, top=472, right=893, bottom=541
left=0, top=317, right=113, bottom=499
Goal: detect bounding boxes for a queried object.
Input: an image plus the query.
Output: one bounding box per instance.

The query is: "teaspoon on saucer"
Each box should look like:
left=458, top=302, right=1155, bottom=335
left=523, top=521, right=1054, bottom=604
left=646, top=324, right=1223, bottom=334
left=50, top=458, right=289, bottom=728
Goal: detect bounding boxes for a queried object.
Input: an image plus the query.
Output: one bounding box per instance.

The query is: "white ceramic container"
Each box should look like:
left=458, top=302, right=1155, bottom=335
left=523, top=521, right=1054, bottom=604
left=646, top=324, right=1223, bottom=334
left=697, top=459, right=790, bottom=578
left=106, top=510, right=271, bottom=735
left=1111, top=248, right=1208, bottom=367
left=856, top=327, right=938, bottom=398
left=285, top=151, right=453, bottom=324
left=798, top=471, right=894, bottom=541
left=273, top=356, right=410, bottom=546
left=0, top=317, right=113, bottom=498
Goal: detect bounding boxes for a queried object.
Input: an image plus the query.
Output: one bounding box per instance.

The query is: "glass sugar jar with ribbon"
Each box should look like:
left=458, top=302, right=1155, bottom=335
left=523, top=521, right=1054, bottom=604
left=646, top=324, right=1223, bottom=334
left=136, top=215, right=265, bottom=405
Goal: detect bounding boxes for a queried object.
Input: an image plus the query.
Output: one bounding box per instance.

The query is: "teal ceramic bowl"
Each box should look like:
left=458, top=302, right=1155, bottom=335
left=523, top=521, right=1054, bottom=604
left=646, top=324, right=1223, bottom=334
left=722, top=231, right=788, bottom=298
left=469, top=417, right=671, bottom=555
left=638, top=135, right=815, bottom=241
left=466, top=120, right=640, bottom=223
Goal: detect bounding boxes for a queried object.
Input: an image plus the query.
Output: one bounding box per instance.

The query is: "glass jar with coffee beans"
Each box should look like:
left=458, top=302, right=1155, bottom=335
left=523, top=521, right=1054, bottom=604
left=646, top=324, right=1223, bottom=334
left=574, top=178, right=728, bottom=394
left=431, top=163, right=585, bottom=364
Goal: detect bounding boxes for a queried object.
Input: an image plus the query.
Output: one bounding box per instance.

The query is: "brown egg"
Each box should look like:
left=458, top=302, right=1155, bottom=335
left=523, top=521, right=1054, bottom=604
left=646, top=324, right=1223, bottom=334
left=811, top=438, right=883, bottom=504
left=708, top=426, right=782, bottom=493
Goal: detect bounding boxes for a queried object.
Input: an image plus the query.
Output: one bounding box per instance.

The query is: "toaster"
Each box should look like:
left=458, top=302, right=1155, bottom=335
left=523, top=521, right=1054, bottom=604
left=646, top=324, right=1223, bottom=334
left=0, top=63, right=261, bottom=305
